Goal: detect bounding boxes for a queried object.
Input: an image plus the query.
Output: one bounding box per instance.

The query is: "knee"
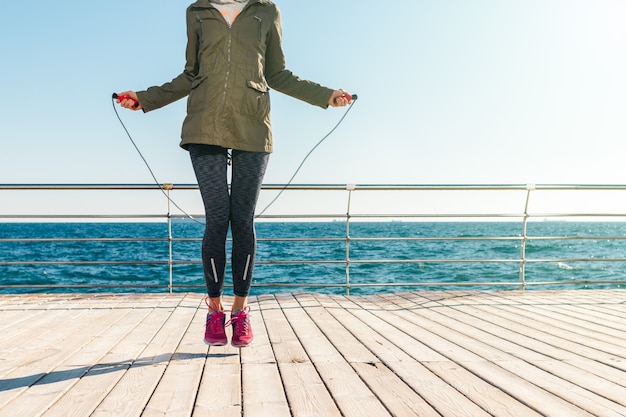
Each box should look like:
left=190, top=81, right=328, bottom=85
left=230, top=215, right=254, bottom=231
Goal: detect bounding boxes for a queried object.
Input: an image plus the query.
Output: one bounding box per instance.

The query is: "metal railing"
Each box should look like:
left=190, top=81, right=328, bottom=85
left=2, top=183, right=626, bottom=294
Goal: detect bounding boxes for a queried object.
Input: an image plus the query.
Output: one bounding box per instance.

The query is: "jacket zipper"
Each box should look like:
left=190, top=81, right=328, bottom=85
left=198, top=4, right=258, bottom=143
left=254, top=16, right=262, bottom=41
left=217, top=27, right=232, bottom=142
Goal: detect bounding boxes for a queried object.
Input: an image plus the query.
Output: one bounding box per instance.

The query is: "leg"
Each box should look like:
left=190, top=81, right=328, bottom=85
left=232, top=295, right=248, bottom=313
left=190, top=145, right=231, bottom=346
left=189, top=144, right=230, bottom=299
left=229, top=149, right=269, bottom=307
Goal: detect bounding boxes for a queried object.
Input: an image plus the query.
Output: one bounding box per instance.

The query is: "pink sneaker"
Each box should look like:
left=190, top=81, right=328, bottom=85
left=203, top=298, right=227, bottom=346
left=229, top=306, right=254, bottom=348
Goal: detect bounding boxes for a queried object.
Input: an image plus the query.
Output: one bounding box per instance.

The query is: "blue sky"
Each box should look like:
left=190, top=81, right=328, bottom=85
left=1, top=1, right=626, bottom=214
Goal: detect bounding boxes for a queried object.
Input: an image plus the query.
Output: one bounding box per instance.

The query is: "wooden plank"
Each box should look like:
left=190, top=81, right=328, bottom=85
left=296, top=294, right=424, bottom=416
left=275, top=293, right=392, bottom=417
left=332, top=294, right=498, bottom=417
left=193, top=298, right=256, bottom=417
left=139, top=294, right=208, bottom=417
left=39, top=295, right=184, bottom=417
left=349, top=362, right=437, bottom=417
left=0, top=296, right=99, bottom=368
left=0, top=307, right=49, bottom=335
left=496, top=359, right=625, bottom=417
left=0, top=291, right=624, bottom=417
left=321, top=294, right=544, bottom=417
left=440, top=298, right=626, bottom=395
left=257, top=294, right=309, bottom=363
left=194, top=363, right=241, bottom=417
left=419, top=295, right=626, bottom=389
left=327, top=295, right=447, bottom=363
left=242, top=363, right=291, bottom=417
left=480, top=302, right=625, bottom=362
left=368, top=293, right=599, bottom=417
left=308, top=294, right=463, bottom=417
left=90, top=296, right=199, bottom=417
left=194, top=295, right=244, bottom=417
left=315, top=295, right=448, bottom=417
left=257, top=294, right=337, bottom=417
left=423, top=361, right=545, bottom=417
left=240, top=296, right=276, bottom=365
left=294, top=293, right=379, bottom=364
left=0, top=299, right=156, bottom=417
left=400, top=290, right=626, bottom=361
left=380, top=293, right=624, bottom=416
left=279, top=362, right=343, bottom=417
left=388, top=294, right=584, bottom=415
left=0, top=298, right=139, bottom=410
left=515, top=300, right=626, bottom=339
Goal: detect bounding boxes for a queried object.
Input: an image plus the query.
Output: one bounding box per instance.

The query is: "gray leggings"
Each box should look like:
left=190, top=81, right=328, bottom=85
left=189, top=144, right=269, bottom=298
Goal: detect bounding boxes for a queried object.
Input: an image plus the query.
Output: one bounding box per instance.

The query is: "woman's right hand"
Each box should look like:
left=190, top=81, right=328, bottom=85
left=328, top=89, right=353, bottom=107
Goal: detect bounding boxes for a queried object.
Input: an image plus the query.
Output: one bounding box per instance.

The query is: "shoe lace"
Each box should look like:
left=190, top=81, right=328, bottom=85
left=227, top=306, right=251, bottom=335
left=205, top=297, right=225, bottom=332
left=205, top=296, right=220, bottom=311
left=207, top=311, right=225, bottom=333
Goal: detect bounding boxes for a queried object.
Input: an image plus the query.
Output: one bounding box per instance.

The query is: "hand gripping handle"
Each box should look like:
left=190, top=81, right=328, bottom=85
left=112, top=93, right=139, bottom=108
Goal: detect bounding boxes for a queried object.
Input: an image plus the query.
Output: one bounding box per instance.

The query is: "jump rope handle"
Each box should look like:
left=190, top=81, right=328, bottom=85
left=334, top=93, right=358, bottom=104
left=112, top=93, right=139, bottom=109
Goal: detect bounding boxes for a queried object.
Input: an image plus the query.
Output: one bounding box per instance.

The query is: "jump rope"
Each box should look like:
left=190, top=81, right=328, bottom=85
left=112, top=92, right=358, bottom=224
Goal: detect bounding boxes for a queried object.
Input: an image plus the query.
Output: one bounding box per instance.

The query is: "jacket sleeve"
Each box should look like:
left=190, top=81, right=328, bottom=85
left=263, top=6, right=334, bottom=109
left=136, top=9, right=199, bottom=112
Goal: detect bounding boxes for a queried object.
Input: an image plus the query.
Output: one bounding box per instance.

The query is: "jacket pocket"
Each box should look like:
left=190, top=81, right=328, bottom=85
left=242, top=80, right=270, bottom=119
left=187, top=75, right=208, bottom=114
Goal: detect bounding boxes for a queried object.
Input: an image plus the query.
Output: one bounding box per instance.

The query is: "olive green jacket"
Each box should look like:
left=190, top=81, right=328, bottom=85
left=136, top=0, right=334, bottom=153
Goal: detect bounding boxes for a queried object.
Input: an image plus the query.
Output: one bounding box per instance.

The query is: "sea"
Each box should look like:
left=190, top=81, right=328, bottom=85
left=1, top=221, right=626, bottom=295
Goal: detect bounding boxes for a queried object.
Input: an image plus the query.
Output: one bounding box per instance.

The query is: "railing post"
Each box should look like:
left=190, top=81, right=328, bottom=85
left=345, top=184, right=356, bottom=296
left=164, top=183, right=174, bottom=294
left=519, top=184, right=534, bottom=290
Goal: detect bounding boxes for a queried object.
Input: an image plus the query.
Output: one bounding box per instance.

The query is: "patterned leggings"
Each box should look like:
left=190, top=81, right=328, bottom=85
left=188, top=144, right=269, bottom=298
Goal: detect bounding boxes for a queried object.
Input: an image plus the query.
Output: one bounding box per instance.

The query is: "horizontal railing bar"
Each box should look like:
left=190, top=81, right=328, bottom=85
left=7, top=253, right=626, bottom=266
left=0, top=238, right=170, bottom=243
left=9, top=258, right=626, bottom=266
left=1, top=261, right=176, bottom=266
left=524, top=258, right=626, bottom=263
left=5, top=183, right=626, bottom=191
left=0, top=215, right=168, bottom=219
left=0, top=184, right=534, bottom=191
left=0, top=284, right=172, bottom=290
left=3, top=236, right=626, bottom=244
left=347, top=259, right=522, bottom=264
left=5, top=213, right=626, bottom=220
left=525, top=236, right=626, bottom=240
left=0, top=184, right=171, bottom=190
left=251, top=279, right=626, bottom=288
left=252, top=279, right=626, bottom=288
left=257, top=214, right=529, bottom=219
left=349, top=214, right=626, bottom=219
left=0, top=260, right=323, bottom=264
left=3, top=279, right=622, bottom=292
left=348, top=237, right=522, bottom=241
left=524, top=213, right=626, bottom=218
left=348, top=236, right=626, bottom=241
left=279, top=258, right=626, bottom=264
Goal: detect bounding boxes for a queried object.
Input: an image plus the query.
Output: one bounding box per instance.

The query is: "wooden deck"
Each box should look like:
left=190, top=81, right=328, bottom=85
left=0, top=290, right=625, bottom=417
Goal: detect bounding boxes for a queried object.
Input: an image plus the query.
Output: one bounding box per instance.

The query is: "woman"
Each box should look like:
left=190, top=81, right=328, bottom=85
left=116, top=0, right=352, bottom=348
